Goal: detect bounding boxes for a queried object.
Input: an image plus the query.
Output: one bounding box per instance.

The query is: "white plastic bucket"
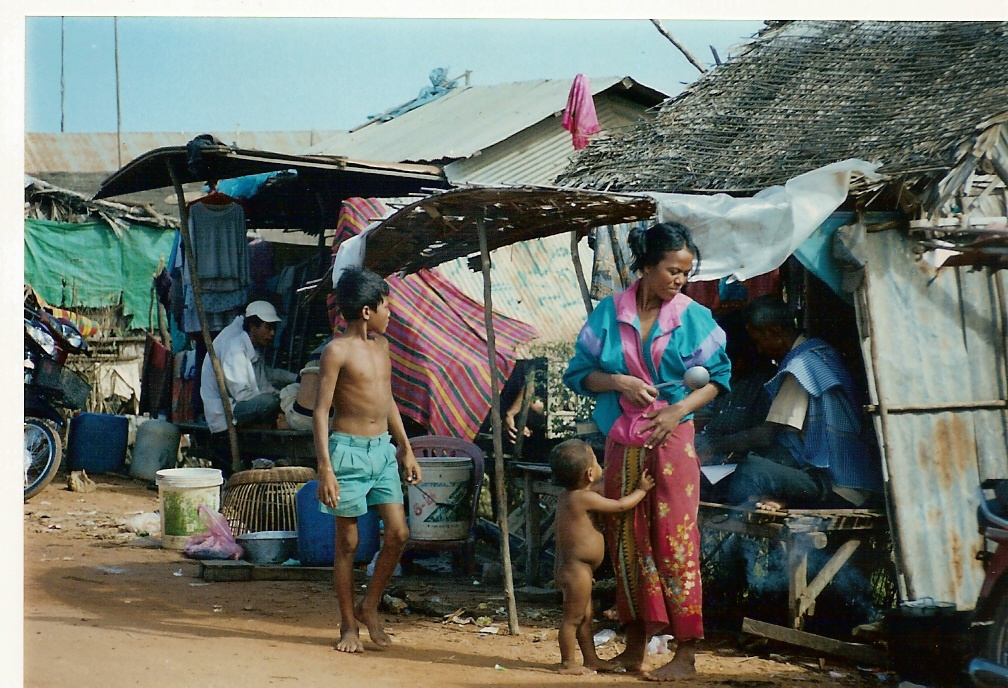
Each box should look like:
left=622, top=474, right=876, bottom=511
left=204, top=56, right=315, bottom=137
left=156, top=468, right=223, bottom=549
left=406, top=457, right=472, bottom=540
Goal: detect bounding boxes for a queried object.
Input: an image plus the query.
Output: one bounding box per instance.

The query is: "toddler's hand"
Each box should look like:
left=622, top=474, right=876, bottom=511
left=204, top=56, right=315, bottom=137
left=637, top=468, right=655, bottom=492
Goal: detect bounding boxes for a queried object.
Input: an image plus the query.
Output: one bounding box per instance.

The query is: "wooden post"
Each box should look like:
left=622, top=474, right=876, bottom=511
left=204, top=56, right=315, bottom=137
left=477, top=215, right=520, bottom=635
left=511, top=373, right=535, bottom=462
left=570, top=230, right=593, bottom=316
left=167, top=161, right=241, bottom=472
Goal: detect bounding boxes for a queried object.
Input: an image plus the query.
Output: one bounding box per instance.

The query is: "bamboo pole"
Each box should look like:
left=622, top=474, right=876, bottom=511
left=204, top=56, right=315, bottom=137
left=167, top=161, right=241, bottom=471
left=477, top=215, right=520, bottom=635
left=570, top=230, right=593, bottom=316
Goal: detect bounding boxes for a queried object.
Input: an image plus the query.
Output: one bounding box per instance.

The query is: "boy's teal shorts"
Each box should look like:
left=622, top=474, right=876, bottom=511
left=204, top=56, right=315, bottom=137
left=320, top=431, right=402, bottom=518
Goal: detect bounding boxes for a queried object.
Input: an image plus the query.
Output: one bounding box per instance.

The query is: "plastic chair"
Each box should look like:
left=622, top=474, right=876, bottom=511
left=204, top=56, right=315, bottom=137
left=402, top=435, right=485, bottom=575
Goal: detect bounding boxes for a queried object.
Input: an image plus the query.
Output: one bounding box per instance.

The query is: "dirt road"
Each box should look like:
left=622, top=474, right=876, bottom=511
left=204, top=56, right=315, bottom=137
left=22, top=474, right=884, bottom=687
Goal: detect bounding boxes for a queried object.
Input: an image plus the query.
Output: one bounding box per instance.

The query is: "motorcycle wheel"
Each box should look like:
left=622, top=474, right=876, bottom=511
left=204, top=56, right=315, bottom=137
left=983, top=582, right=1008, bottom=668
left=24, top=417, right=62, bottom=501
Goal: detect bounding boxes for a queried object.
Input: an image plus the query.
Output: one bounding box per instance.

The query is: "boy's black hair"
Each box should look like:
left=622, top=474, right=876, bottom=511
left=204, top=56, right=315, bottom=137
left=548, top=438, right=594, bottom=489
left=335, top=266, right=390, bottom=322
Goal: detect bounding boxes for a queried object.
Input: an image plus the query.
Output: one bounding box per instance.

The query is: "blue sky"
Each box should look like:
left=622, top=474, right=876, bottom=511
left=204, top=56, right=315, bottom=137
left=24, top=16, right=766, bottom=134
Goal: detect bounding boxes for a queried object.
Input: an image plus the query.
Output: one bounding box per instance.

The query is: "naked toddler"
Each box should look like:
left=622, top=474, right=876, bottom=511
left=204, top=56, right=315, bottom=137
left=549, top=438, right=655, bottom=675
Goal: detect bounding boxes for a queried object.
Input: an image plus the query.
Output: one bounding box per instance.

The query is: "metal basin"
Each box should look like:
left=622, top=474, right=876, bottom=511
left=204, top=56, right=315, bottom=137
left=236, top=530, right=298, bottom=565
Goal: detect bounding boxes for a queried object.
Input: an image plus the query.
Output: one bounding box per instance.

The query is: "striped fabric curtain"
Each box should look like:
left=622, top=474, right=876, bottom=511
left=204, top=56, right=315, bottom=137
left=327, top=198, right=539, bottom=439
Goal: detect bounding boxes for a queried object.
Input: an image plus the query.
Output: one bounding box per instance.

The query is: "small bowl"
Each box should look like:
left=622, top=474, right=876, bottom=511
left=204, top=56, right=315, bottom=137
left=236, top=530, right=298, bottom=565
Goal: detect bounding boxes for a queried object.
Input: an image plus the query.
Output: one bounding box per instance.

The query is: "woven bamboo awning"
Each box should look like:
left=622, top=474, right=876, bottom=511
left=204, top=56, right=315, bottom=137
left=362, top=185, right=657, bottom=278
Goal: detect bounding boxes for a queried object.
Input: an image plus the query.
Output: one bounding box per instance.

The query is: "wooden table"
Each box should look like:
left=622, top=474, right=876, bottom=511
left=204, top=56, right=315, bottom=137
left=174, top=422, right=317, bottom=468
left=508, top=461, right=561, bottom=586
left=698, top=501, right=887, bottom=630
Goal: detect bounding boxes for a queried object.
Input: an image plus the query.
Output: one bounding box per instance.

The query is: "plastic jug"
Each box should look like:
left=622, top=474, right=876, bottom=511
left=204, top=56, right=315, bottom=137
left=296, top=480, right=380, bottom=566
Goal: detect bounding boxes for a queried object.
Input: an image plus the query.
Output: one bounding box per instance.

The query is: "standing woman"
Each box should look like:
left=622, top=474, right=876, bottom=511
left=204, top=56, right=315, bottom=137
left=563, top=222, right=731, bottom=679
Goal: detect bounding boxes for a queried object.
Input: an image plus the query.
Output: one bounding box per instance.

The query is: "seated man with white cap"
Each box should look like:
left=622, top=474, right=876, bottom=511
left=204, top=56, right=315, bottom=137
left=200, top=300, right=298, bottom=441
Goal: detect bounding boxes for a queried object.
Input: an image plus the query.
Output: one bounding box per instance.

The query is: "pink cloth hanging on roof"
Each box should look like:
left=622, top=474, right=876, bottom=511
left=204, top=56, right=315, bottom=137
left=562, top=74, right=602, bottom=150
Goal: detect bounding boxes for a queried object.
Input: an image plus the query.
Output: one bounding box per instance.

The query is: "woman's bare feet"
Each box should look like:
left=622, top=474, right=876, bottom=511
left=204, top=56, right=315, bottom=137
left=644, top=639, right=697, bottom=680
left=558, top=663, right=596, bottom=675
left=609, top=648, right=647, bottom=673
left=355, top=604, right=391, bottom=648
left=584, top=658, right=618, bottom=673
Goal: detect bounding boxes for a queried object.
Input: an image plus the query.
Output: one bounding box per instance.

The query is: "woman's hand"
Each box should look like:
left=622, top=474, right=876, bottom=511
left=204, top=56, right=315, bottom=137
left=640, top=403, right=687, bottom=450
left=617, top=374, right=658, bottom=408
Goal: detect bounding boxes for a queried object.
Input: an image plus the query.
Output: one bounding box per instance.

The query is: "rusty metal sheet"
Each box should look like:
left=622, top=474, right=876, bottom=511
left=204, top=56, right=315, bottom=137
left=434, top=232, right=594, bottom=345
left=857, top=227, right=1008, bottom=609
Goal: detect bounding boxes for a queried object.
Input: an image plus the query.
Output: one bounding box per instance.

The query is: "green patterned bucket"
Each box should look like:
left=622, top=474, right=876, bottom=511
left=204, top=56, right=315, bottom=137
left=155, top=468, right=223, bottom=549
left=406, top=458, right=471, bottom=540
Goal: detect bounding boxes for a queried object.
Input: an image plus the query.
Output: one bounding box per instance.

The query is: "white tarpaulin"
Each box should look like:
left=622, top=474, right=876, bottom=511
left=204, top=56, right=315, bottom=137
left=650, top=159, right=882, bottom=282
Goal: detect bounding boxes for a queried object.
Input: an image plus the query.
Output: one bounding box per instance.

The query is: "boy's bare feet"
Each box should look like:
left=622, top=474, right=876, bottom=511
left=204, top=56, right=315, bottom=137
left=355, top=604, right=391, bottom=647
left=335, top=625, right=365, bottom=653
left=644, top=640, right=697, bottom=680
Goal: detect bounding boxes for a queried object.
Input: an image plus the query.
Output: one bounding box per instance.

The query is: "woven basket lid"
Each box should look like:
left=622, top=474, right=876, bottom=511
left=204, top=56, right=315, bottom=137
left=225, top=466, right=316, bottom=486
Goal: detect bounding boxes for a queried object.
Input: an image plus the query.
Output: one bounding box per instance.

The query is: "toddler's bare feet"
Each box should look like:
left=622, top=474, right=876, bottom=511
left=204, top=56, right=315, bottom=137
left=355, top=604, right=391, bottom=648
left=335, top=625, right=365, bottom=653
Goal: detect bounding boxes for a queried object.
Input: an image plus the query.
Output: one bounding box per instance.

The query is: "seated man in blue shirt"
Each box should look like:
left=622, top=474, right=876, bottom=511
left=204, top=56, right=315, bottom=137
left=698, top=296, right=882, bottom=509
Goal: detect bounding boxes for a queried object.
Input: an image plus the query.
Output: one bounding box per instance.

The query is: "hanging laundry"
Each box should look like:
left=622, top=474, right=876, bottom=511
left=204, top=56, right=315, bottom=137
left=561, top=74, right=602, bottom=150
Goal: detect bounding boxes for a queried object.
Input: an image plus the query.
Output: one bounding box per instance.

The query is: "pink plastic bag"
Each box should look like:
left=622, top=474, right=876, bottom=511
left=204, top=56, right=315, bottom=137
left=183, top=504, right=244, bottom=560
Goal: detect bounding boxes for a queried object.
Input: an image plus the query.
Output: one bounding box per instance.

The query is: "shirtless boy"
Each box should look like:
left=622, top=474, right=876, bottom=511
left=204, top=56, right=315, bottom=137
left=313, top=266, right=422, bottom=653
left=549, top=438, right=655, bottom=675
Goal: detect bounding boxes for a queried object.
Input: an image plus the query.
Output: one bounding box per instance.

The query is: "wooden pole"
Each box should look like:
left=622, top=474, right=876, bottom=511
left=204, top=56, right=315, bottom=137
left=650, top=19, right=707, bottom=74
left=477, top=215, right=520, bottom=635
left=167, top=161, right=241, bottom=472
left=570, top=230, right=593, bottom=316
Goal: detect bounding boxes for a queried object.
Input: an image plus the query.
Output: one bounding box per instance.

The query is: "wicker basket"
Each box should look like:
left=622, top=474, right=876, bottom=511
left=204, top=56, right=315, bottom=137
left=221, top=466, right=316, bottom=536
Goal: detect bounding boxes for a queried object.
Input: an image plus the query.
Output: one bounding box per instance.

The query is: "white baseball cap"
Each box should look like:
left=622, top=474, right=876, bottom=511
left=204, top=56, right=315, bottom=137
left=245, top=300, right=281, bottom=323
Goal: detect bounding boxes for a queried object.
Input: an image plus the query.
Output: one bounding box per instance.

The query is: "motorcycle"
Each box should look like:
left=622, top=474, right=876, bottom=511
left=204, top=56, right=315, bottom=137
left=969, top=480, right=1008, bottom=686
left=24, top=295, right=91, bottom=500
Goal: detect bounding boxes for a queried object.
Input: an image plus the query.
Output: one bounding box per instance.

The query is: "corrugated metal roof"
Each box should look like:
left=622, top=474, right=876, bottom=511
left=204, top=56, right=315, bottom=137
left=305, top=76, right=661, bottom=164
left=858, top=226, right=1008, bottom=609
left=25, top=131, right=343, bottom=173
left=445, top=94, right=655, bottom=187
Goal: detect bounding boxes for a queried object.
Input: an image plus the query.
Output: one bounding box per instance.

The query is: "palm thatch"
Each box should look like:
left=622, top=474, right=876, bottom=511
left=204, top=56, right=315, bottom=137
left=559, top=21, right=1008, bottom=204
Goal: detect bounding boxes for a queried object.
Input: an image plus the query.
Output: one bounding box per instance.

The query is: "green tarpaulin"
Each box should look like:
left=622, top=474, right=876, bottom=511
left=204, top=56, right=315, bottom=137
left=24, top=218, right=176, bottom=331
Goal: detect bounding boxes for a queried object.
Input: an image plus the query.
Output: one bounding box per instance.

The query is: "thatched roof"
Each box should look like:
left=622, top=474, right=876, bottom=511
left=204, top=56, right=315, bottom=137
left=25, top=175, right=178, bottom=231
left=559, top=21, right=1008, bottom=199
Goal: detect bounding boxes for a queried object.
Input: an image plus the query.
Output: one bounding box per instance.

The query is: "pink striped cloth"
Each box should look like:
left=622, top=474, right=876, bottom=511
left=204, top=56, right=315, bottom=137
left=327, top=199, right=539, bottom=439
left=561, top=74, right=602, bottom=150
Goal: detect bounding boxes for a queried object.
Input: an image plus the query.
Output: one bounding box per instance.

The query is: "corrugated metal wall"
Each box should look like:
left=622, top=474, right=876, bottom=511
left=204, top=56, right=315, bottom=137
left=434, top=234, right=594, bottom=345
left=856, top=227, right=1008, bottom=608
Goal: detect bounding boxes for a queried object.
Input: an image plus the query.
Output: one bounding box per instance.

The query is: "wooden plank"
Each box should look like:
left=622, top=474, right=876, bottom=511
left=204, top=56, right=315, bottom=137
left=799, top=539, right=863, bottom=620
left=199, top=560, right=356, bottom=583
left=742, top=617, right=887, bottom=666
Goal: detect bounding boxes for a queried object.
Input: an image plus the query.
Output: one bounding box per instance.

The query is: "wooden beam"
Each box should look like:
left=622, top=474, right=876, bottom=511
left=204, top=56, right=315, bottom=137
left=478, top=214, right=520, bottom=636
left=742, top=617, right=887, bottom=666
left=798, top=538, right=862, bottom=621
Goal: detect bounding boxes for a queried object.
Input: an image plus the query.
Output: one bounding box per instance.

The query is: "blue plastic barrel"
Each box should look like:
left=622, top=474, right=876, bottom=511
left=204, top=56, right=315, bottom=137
left=67, top=413, right=128, bottom=473
left=296, top=480, right=380, bottom=566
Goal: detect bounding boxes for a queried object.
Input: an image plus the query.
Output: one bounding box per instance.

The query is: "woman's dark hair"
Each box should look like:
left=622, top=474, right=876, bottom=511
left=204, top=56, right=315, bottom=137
left=335, top=266, right=390, bottom=322
left=627, top=221, right=701, bottom=275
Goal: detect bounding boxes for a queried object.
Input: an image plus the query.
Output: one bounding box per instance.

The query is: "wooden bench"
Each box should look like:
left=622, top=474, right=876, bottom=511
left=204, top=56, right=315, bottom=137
left=174, top=421, right=316, bottom=469
left=698, top=501, right=887, bottom=630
